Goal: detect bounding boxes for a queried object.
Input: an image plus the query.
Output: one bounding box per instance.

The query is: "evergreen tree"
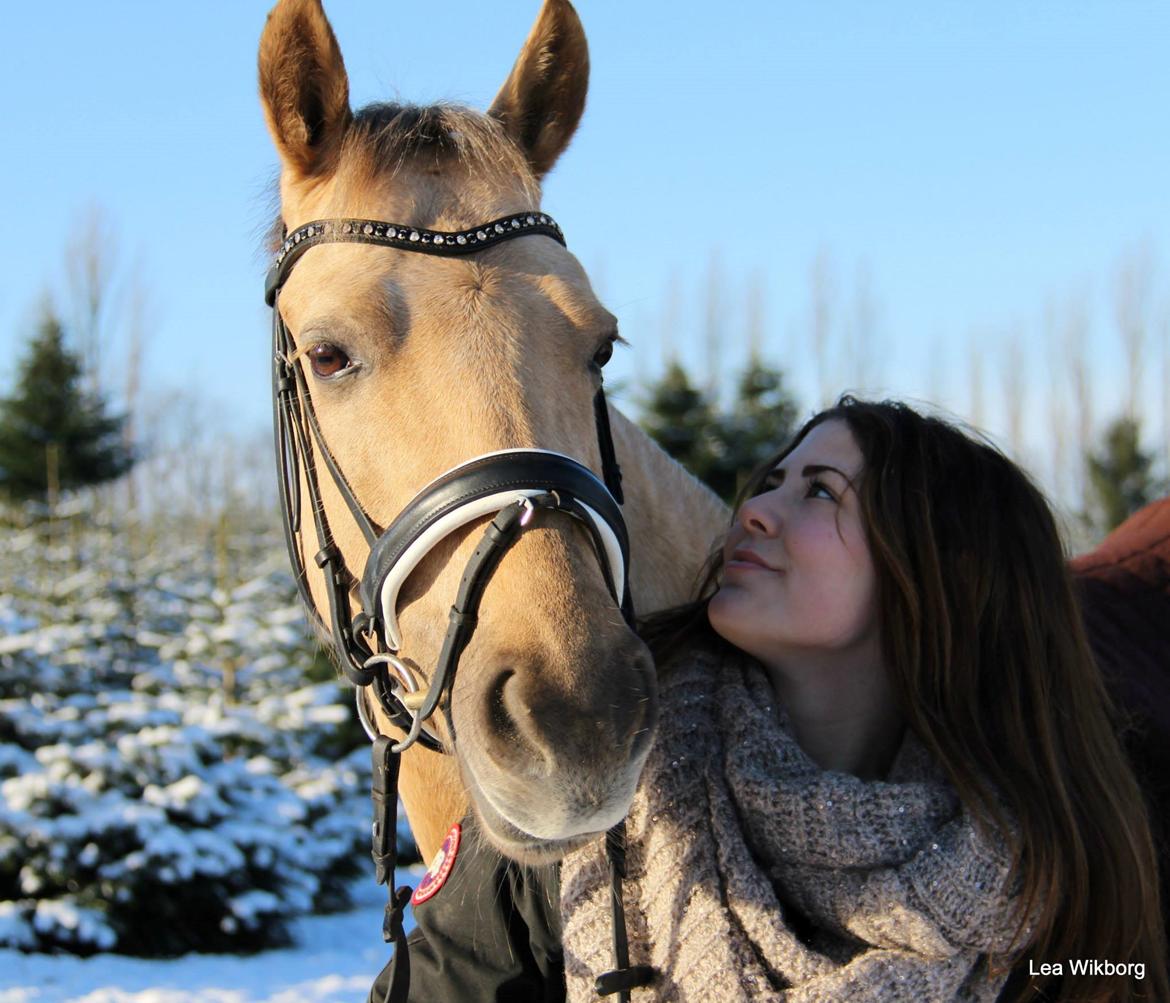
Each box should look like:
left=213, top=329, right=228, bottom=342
left=0, top=309, right=133, bottom=500
left=1085, top=417, right=1162, bottom=533
left=639, top=357, right=800, bottom=503
left=638, top=360, right=718, bottom=481
left=0, top=512, right=382, bottom=956
left=708, top=358, right=800, bottom=501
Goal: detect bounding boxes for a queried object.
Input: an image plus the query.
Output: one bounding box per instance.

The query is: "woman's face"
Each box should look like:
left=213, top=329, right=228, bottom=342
left=708, top=419, right=880, bottom=667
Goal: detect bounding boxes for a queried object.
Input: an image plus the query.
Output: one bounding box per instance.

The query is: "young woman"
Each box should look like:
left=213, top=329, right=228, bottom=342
left=560, top=397, right=1167, bottom=1002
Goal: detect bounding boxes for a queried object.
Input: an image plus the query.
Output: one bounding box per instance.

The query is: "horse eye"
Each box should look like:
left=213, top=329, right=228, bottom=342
left=308, top=343, right=352, bottom=378
left=592, top=339, right=614, bottom=370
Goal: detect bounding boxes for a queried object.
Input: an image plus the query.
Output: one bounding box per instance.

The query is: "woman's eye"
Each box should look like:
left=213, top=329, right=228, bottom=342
left=807, top=480, right=835, bottom=501
left=308, top=343, right=352, bottom=378
left=751, top=474, right=782, bottom=497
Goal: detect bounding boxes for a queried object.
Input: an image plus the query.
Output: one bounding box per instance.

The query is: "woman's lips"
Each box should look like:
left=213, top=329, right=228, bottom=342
left=727, top=549, right=779, bottom=572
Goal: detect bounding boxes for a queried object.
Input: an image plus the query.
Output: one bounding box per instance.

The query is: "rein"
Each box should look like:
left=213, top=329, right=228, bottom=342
left=266, top=211, right=652, bottom=1001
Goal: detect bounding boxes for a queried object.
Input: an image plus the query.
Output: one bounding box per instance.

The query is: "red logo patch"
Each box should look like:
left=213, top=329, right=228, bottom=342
left=410, top=823, right=461, bottom=906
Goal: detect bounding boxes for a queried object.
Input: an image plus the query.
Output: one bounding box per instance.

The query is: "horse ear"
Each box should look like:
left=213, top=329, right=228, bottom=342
left=258, top=0, right=351, bottom=180
left=488, top=0, right=589, bottom=179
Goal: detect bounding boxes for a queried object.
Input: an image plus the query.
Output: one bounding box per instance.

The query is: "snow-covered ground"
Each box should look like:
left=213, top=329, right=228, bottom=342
left=0, top=509, right=427, bottom=1002
left=0, top=872, right=419, bottom=1003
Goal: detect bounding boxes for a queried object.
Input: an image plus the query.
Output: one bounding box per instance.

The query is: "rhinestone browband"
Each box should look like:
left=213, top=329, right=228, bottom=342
left=266, top=212, right=565, bottom=305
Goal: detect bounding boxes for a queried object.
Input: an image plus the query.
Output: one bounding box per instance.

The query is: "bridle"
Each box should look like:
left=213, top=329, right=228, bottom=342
left=267, top=211, right=630, bottom=751
left=265, top=211, right=653, bottom=1001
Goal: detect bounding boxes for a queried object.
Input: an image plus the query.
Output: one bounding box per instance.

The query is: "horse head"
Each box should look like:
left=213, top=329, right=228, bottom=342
left=258, top=0, right=662, bottom=864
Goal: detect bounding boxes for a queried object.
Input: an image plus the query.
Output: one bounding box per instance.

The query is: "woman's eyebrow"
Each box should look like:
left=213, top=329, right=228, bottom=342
left=763, top=463, right=849, bottom=486
left=801, top=464, right=849, bottom=479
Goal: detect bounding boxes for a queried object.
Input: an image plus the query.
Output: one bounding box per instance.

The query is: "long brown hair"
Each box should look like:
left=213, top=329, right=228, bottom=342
left=643, top=396, right=1167, bottom=1002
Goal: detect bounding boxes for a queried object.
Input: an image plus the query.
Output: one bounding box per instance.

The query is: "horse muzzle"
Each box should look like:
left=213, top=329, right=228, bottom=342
left=453, top=630, right=658, bottom=860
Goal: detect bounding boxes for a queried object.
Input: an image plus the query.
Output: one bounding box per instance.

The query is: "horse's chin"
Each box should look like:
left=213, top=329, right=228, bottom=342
left=462, top=765, right=636, bottom=865
left=473, top=798, right=598, bottom=865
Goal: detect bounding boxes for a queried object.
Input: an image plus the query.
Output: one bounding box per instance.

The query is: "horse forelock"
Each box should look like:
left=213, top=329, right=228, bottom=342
left=347, top=103, right=538, bottom=197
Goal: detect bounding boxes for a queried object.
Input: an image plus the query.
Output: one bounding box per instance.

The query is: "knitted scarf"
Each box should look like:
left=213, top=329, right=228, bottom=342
left=560, top=647, right=1024, bottom=1002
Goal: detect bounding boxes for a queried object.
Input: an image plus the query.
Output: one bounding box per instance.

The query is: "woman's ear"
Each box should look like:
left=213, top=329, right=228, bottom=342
left=488, top=0, right=589, bottom=179
left=258, top=0, right=352, bottom=181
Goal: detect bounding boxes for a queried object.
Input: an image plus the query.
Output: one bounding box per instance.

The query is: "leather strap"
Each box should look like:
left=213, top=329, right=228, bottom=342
left=593, top=388, right=625, bottom=505
left=266, top=212, right=564, bottom=306
left=372, top=738, right=414, bottom=1003
left=595, top=821, right=657, bottom=999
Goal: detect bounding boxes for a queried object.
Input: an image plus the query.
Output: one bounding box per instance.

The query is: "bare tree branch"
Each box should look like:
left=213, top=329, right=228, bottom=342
left=65, top=207, right=120, bottom=396
left=1001, top=328, right=1026, bottom=458
left=810, top=249, right=835, bottom=408
left=1113, top=241, right=1154, bottom=423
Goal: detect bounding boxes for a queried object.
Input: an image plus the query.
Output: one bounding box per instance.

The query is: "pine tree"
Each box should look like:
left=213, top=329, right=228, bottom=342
left=638, top=358, right=800, bottom=503
left=0, top=513, right=376, bottom=955
left=638, top=361, right=718, bottom=480
left=0, top=309, right=133, bottom=501
left=708, top=358, right=800, bottom=501
left=1085, top=416, right=1162, bottom=533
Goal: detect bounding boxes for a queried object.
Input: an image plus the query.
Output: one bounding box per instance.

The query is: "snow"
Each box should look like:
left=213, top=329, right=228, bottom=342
left=30, top=901, right=117, bottom=953
left=1, top=506, right=415, bottom=960
left=0, top=494, right=439, bottom=1001
left=0, top=874, right=419, bottom=1003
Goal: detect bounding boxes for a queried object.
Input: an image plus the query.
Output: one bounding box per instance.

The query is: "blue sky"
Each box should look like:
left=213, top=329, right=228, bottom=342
left=1, top=2, right=1167, bottom=489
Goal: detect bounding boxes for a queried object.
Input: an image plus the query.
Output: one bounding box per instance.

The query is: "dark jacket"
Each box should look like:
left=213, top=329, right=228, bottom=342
left=369, top=821, right=565, bottom=1003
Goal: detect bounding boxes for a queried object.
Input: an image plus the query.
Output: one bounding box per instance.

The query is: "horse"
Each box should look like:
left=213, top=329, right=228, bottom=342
left=259, top=0, right=1170, bottom=951
left=1071, top=497, right=1170, bottom=935
left=257, top=0, right=726, bottom=866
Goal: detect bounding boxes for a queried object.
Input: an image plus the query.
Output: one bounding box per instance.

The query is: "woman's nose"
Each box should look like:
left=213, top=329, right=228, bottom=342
left=738, top=492, right=781, bottom=536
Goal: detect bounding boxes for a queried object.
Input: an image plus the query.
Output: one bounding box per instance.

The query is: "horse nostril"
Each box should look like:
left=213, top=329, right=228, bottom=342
left=487, top=668, right=519, bottom=740
left=485, top=668, right=550, bottom=771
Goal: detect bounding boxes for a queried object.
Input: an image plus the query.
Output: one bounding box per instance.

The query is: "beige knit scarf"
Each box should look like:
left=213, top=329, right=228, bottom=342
left=560, top=647, right=1023, bottom=1002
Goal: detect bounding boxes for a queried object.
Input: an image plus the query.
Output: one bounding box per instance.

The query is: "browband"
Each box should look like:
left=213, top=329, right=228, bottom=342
left=266, top=211, right=565, bottom=306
